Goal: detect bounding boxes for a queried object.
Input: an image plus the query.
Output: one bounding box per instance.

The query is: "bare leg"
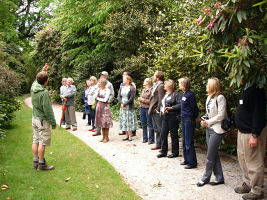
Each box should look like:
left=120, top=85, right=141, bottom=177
left=38, top=145, right=46, bottom=160
left=32, top=144, right=38, bottom=158
left=128, top=131, right=132, bottom=140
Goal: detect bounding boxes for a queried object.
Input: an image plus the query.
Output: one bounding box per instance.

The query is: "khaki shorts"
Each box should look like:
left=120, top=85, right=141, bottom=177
left=32, top=118, right=52, bottom=146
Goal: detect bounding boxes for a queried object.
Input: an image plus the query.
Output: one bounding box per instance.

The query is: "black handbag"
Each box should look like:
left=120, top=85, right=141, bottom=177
left=215, top=95, right=234, bottom=131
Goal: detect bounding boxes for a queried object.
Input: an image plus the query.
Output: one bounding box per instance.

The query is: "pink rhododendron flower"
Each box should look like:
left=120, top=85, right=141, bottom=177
left=260, top=68, right=265, bottom=72
left=238, top=38, right=242, bottom=42
left=242, top=40, right=247, bottom=45
left=197, top=16, right=202, bottom=25
left=237, top=43, right=241, bottom=47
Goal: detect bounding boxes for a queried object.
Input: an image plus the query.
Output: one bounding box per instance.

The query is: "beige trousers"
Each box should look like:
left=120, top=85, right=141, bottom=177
left=237, top=126, right=267, bottom=195
left=65, top=105, right=77, bottom=128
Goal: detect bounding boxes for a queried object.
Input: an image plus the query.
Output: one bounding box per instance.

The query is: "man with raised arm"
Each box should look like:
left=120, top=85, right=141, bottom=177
left=31, top=64, right=56, bottom=171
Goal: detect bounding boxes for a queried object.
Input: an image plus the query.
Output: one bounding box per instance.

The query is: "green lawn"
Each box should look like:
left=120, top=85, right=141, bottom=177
left=0, top=101, right=140, bottom=200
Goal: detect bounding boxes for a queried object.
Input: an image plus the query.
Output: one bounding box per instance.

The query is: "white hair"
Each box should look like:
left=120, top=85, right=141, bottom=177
left=62, top=78, right=67, bottom=81
left=67, top=78, right=73, bottom=83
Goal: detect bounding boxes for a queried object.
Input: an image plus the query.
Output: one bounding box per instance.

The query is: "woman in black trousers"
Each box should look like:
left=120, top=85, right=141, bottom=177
left=157, top=79, right=182, bottom=158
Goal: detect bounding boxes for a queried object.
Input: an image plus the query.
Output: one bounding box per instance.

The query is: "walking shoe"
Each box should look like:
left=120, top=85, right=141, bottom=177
left=180, top=161, right=188, bottom=165
left=37, top=160, right=55, bottom=171
left=72, top=128, right=77, bottom=131
left=167, top=154, right=179, bottom=158
left=119, top=132, right=126, bottom=135
left=148, top=141, right=154, bottom=145
left=65, top=127, right=71, bottom=130
left=184, top=165, right=197, bottom=169
left=151, top=146, right=161, bottom=150
left=32, top=161, right=38, bottom=169
left=234, top=182, right=251, bottom=194
left=209, top=180, right=225, bottom=186
left=93, top=132, right=101, bottom=136
left=157, top=153, right=167, bottom=158
left=242, top=192, right=264, bottom=200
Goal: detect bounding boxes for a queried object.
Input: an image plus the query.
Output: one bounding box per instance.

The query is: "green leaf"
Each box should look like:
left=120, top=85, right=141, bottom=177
left=243, top=60, right=250, bottom=68
left=237, top=11, right=242, bottom=23
left=248, top=38, right=253, bottom=44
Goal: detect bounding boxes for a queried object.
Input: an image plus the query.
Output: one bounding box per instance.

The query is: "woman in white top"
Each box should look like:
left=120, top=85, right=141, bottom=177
left=94, top=78, right=113, bottom=142
left=197, top=77, right=227, bottom=187
left=85, top=76, right=98, bottom=132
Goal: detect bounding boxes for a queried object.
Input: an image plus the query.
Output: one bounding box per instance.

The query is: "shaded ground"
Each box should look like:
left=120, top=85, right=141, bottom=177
left=25, top=97, right=267, bottom=200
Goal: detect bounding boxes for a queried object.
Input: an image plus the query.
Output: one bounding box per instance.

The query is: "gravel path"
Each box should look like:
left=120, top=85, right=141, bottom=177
left=24, top=97, right=266, bottom=200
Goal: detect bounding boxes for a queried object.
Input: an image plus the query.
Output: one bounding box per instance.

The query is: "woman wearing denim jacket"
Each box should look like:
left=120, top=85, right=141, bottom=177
left=197, top=77, right=227, bottom=187
left=178, top=77, right=199, bottom=169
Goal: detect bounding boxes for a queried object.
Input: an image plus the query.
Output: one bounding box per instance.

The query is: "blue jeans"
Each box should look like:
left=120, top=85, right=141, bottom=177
left=181, top=118, right=197, bottom=167
left=88, top=105, right=95, bottom=129
left=140, top=108, right=154, bottom=142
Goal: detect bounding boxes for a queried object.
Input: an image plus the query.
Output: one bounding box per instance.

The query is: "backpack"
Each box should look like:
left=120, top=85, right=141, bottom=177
left=215, top=94, right=234, bottom=131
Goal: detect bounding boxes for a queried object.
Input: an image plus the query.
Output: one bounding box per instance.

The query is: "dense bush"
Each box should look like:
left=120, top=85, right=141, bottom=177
left=0, top=65, right=21, bottom=137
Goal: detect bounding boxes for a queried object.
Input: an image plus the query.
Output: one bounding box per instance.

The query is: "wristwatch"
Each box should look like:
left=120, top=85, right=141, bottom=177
left=252, top=134, right=258, bottom=138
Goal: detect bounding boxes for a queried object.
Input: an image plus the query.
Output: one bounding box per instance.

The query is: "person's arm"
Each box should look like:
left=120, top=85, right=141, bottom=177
left=97, top=89, right=110, bottom=102
left=64, top=85, right=76, bottom=98
left=42, top=91, right=56, bottom=128
left=251, top=89, right=266, bottom=136
left=123, top=87, right=135, bottom=106
left=189, top=93, right=199, bottom=119
left=117, top=87, right=123, bottom=104
left=206, top=95, right=226, bottom=126
left=156, top=84, right=165, bottom=112
left=108, top=83, right=115, bottom=103
left=171, top=92, right=182, bottom=111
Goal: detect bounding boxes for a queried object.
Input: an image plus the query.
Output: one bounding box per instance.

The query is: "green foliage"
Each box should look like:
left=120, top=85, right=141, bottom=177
left=195, top=0, right=267, bottom=88
left=0, top=65, right=21, bottom=136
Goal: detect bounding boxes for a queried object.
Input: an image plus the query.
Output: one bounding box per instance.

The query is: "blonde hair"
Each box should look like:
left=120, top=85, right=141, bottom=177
left=178, top=77, right=190, bottom=91
left=144, top=78, right=153, bottom=88
left=124, top=75, right=133, bottom=86
left=98, top=78, right=107, bottom=88
left=165, top=79, right=176, bottom=92
left=89, top=76, right=97, bottom=85
left=206, top=77, right=222, bottom=98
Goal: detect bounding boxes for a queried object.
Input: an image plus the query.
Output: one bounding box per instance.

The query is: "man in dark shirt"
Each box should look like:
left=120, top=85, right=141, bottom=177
left=234, top=85, right=266, bottom=200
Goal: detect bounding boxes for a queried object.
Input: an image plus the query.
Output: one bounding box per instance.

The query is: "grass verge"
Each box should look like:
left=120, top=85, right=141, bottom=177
left=0, top=101, right=140, bottom=200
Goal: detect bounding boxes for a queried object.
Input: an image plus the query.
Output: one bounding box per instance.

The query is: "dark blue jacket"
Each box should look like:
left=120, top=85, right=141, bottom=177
left=181, top=90, right=199, bottom=120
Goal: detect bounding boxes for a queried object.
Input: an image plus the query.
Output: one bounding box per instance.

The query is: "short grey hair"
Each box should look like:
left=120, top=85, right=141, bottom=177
left=144, top=78, right=153, bottom=88
left=67, top=77, right=73, bottom=83
left=62, top=78, right=67, bottom=81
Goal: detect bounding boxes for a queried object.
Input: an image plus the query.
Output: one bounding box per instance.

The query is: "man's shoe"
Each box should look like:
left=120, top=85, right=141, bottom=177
left=157, top=153, right=167, bottom=158
left=180, top=161, right=188, bottom=165
left=167, top=154, right=179, bottom=158
left=234, top=182, right=251, bottom=194
left=184, top=165, right=197, bottom=169
left=72, top=128, right=77, bottom=131
left=65, top=127, right=71, bottom=130
left=119, top=132, right=126, bottom=135
left=242, top=192, right=264, bottom=200
left=32, top=161, right=38, bottom=169
left=93, top=132, right=101, bottom=136
left=37, top=160, right=55, bottom=171
left=151, top=146, right=161, bottom=150
left=148, top=141, right=154, bottom=145
left=209, top=180, right=225, bottom=186
left=197, top=180, right=209, bottom=187
left=143, top=140, right=148, bottom=143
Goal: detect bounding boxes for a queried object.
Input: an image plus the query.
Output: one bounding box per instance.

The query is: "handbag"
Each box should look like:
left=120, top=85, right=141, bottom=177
left=215, top=95, right=234, bottom=131
left=92, top=99, right=97, bottom=110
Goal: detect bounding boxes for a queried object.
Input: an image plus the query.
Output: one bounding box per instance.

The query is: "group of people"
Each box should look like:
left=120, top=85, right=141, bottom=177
left=30, top=64, right=266, bottom=200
